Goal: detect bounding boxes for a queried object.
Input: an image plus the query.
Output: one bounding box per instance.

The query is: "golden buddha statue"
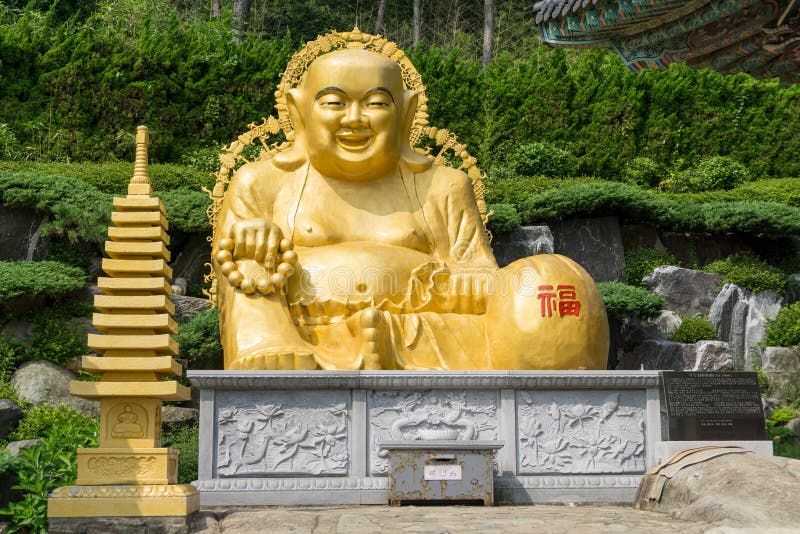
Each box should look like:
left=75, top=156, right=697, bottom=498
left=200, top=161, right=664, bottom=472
left=209, top=29, right=608, bottom=371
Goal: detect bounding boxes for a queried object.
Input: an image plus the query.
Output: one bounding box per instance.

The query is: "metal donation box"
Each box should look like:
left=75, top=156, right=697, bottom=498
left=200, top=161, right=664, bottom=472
left=381, top=440, right=504, bottom=506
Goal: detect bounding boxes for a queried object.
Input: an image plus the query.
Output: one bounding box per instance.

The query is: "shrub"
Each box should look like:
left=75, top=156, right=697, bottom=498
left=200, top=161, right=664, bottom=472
left=486, top=203, right=520, bottom=235
left=0, top=414, right=98, bottom=533
left=0, top=261, right=87, bottom=304
left=670, top=316, right=717, bottom=343
left=0, top=172, right=111, bottom=243
left=156, top=188, right=212, bottom=233
left=161, top=423, right=198, bottom=485
left=8, top=404, right=96, bottom=442
left=25, top=318, right=86, bottom=366
left=689, top=156, right=750, bottom=192
left=624, top=248, right=678, bottom=287
left=0, top=335, right=22, bottom=382
left=175, top=308, right=223, bottom=370
left=623, top=157, right=665, bottom=188
left=764, top=302, right=800, bottom=347
left=507, top=142, right=575, bottom=178
left=597, top=282, right=665, bottom=321
left=703, top=254, right=787, bottom=294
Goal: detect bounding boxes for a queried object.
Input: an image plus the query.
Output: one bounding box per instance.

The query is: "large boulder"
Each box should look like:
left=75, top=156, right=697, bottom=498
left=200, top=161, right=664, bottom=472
left=491, top=226, right=554, bottom=267
left=619, top=223, right=665, bottom=252
left=172, top=295, right=212, bottom=323
left=171, top=233, right=211, bottom=290
left=621, top=311, right=682, bottom=351
left=5, top=439, right=43, bottom=457
left=637, top=451, right=800, bottom=528
left=688, top=340, right=734, bottom=371
left=548, top=216, right=625, bottom=282
left=0, top=399, right=22, bottom=440
left=617, top=340, right=732, bottom=372
left=642, top=266, right=724, bottom=316
left=0, top=206, right=48, bottom=261
left=761, top=346, right=800, bottom=404
left=161, top=406, right=198, bottom=433
left=617, top=340, right=691, bottom=370
left=10, top=361, right=98, bottom=417
left=709, top=284, right=782, bottom=370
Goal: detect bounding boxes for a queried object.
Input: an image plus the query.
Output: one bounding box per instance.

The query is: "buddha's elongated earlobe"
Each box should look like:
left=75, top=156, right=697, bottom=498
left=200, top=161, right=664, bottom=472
left=274, top=87, right=308, bottom=171
left=400, top=90, right=432, bottom=172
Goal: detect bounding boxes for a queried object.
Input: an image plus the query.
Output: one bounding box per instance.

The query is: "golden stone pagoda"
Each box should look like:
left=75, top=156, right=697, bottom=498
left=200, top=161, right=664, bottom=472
left=48, top=126, right=199, bottom=524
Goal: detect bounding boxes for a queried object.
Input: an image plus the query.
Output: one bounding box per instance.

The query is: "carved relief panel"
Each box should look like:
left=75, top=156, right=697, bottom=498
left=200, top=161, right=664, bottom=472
left=516, top=390, right=646, bottom=475
left=368, top=390, right=499, bottom=475
left=214, top=390, right=350, bottom=477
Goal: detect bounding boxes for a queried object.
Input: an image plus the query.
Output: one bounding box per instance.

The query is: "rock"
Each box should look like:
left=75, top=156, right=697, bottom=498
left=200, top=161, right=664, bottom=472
left=548, top=216, right=625, bottom=282
left=642, top=266, right=723, bottom=316
left=621, top=311, right=682, bottom=351
left=762, top=397, right=780, bottom=418
left=709, top=284, right=782, bottom=370
left=491, top=226, right=554, bottom=267
left=171, top=232, right=211, bottom=290
left=5, top=439, right=43, bottom=457
left=617, top=340, right=693, bottom=371
left=0, top=320, right=34, bottom=347
left=761, top=346, right=800, bottom=404
left=10, top=361, right=98, bottom=417
left=786, top=273, right=800, bottom=305
left=0, top=206, right=48, bottom=261
left=688, top=341, right=733, bottom=371
left=787, top=417, right=800, bottom=438
left=172, top=277, right=188, bottom=296
left=0, top=399, right=22, bottom=440
left=619, top=224, right=665, bottom=252
left=172, top=295, right=212, bottom=323
left=161, top=406, right=198, bottom=432
left=639, top=452, right=800, bottom=528
left=660, top=232, right=754, bottom=267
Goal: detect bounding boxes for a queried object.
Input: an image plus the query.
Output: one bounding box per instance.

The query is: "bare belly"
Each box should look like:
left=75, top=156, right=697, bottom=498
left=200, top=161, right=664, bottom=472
left=287, top=242, right=434, bottom=305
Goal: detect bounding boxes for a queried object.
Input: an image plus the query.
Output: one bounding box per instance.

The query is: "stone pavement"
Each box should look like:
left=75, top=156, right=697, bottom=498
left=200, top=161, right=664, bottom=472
left=189, top=505, right=797, bottom=533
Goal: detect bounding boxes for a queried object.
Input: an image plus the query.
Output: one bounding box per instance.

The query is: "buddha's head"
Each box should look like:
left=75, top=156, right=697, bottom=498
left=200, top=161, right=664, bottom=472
left=280, top=49, right=430, bottom=180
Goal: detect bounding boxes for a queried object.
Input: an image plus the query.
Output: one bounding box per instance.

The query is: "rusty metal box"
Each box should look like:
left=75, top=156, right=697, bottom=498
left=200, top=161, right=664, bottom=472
left=381, top=440, right=504, bottom=506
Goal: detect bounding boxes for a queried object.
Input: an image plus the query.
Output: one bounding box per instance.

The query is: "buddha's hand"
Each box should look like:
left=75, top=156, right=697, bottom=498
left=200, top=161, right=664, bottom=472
left=216, top=219, right=298, bottom=295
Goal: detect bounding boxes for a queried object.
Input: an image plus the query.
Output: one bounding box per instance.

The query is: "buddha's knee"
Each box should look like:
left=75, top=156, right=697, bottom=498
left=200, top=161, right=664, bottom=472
left=486, top=255, right=609, bottom=370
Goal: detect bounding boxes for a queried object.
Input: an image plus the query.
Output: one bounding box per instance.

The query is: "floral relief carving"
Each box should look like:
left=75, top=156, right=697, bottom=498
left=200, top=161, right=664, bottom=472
left=368, top=390, right=498, bottom=474
left=517, top=391, right=646, bottom=474
left=216, top=395, right=349, bottom=477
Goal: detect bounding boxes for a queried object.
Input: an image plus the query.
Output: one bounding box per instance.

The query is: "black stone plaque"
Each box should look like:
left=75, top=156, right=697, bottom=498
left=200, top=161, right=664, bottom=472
left=661, top=371, right=765, bottom=441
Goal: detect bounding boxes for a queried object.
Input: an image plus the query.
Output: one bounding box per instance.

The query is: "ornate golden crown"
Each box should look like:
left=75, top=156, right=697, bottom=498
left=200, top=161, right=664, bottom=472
left=204, top=28, right=490, bottom=302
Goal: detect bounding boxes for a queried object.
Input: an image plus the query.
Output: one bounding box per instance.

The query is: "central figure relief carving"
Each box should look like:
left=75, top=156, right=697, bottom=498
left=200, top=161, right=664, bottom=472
left=210, top=29, right=609, bottom=371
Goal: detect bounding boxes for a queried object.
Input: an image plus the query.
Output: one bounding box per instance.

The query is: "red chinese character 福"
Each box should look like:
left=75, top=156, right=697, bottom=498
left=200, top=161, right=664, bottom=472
left=557, top=285, right=581, bottom=317
left=537, top=285, right=556, bottom=317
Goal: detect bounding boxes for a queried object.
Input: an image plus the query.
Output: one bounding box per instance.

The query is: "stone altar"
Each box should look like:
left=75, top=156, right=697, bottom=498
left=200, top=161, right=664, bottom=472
left=190, top=370, right=667, bottom=505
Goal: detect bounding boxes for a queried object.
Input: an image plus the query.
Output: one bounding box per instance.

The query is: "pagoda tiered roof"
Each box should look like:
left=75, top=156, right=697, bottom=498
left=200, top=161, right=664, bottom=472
left=533, top=0, right=800, bottom=83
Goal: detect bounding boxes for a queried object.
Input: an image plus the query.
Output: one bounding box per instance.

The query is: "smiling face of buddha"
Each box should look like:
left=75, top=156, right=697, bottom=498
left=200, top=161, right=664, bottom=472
left=289, top=49, right=412, bottom=181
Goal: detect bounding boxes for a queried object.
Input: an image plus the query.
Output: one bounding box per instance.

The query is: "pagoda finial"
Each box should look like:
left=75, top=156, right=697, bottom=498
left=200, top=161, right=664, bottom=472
left=129, top=125, right=153, bottom=196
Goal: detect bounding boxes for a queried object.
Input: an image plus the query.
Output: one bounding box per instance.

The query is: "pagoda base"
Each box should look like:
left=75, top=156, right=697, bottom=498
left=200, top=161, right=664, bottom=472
left=48, top=484, right=199, bottom=526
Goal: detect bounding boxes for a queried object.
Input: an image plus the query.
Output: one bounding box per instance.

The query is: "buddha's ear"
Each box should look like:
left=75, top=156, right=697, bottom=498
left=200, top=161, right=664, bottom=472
left=400, top=89, right=432, bottom=173
left=273, top=87, right=308, bottom=171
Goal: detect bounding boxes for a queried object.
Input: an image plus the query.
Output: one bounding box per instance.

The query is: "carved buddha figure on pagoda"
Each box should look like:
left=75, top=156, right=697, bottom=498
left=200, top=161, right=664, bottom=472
left=210, top=29, right=608, bottom=371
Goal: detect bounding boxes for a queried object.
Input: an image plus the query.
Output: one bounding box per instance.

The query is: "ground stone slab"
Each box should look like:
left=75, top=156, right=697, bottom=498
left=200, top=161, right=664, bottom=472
left=190, top=504, right=717, bottom=533
left=642, top=266, right=723, bottom=317
left=10, top=360, right=99, bottom=417
left=548, top=216, right=625, bottom=282
left=491, top=225, right=554, bottom=267
left=641, top=453, right=800, bottom=528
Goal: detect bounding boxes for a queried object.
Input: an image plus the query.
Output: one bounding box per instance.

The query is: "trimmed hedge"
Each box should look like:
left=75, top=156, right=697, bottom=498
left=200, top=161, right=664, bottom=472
left=598, top=282, right=665, bottom=320
left=703, top=254, right=787, bottom=294
left=486, top=203, right=520, bottom=235
left=624, top=248, right=678, bottom=287
left=0, top=261, right=87, bottom=303
left=520, top=181, right=800, bottom=235
left=670, top=316, right=717, bottom=343
left=764, top=302, right=800, bottom=347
